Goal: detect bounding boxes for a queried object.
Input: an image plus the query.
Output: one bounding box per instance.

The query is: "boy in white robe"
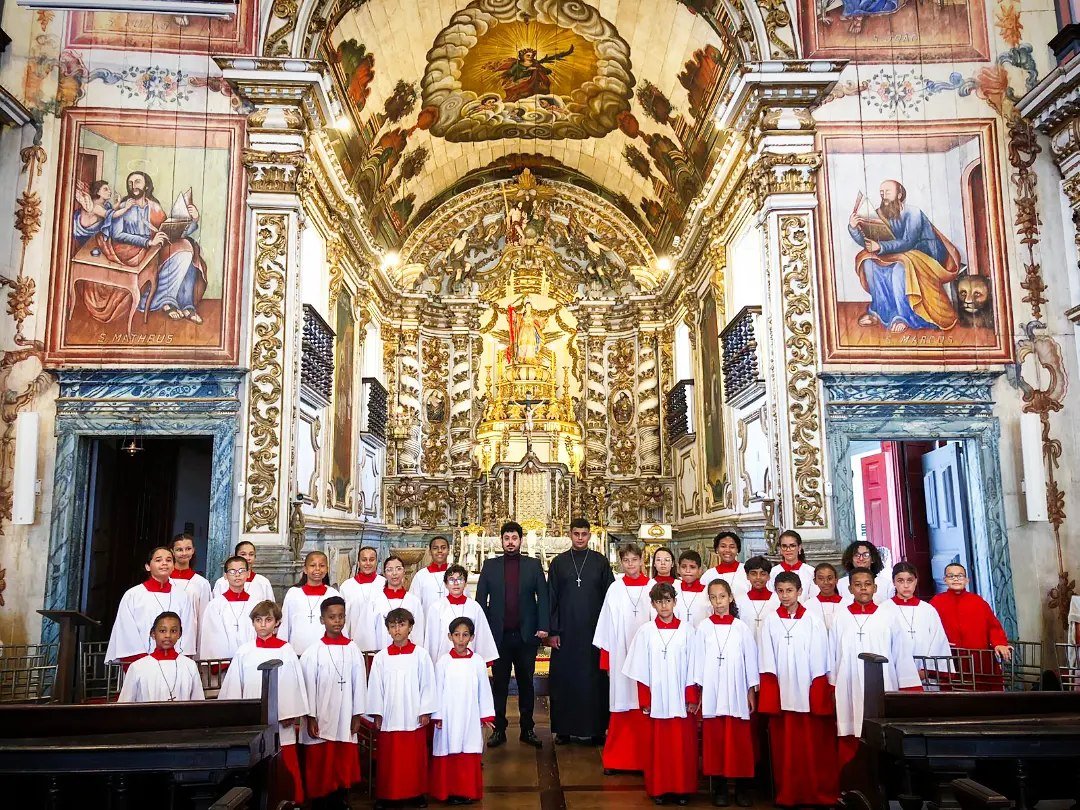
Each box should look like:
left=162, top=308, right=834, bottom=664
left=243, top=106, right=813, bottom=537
left=805, top=563, right=844, bottom=634
left=701, top=531, right=750, bottom=599
left=280, top=550, right=343, bottom=655
left=734, top=556, right=780, bottom=647
left=830, top=567, right=922, bottom=777
left=592, top=542, right=655, bottom=774
left=623, top=582, right=698, bottom=805
left=368, top=607, right=438, bottom=807
left=758, top=571, right=838, bottom=808
left=363, top=555, right=426, bottom=652
left=199, top=555, right=257, bottom=659
left=219, top=599, right=309, bottom=806
left=213, top=540, right=276, bottom=603
left=107, top=546, right=196, bottom=663
left=425, top=564, right=498, bottom=665
left=169, top=533, right=213, bottom=655
left=890, top=562, right=951, bottom=682
left=118, top=611, right=204, bottom=703
left=300, top=596, right=367, bottom=804
left=673, top=550, right=710, bottom=627
left=767, top=530, right=818, bottom=603
left=430, top=616, right=496, bottom=804
left=691, top=579, right=759, bottom=807
left=341, top=545, right=386, bottom=642
left=408, top=535, right=451, bottom=614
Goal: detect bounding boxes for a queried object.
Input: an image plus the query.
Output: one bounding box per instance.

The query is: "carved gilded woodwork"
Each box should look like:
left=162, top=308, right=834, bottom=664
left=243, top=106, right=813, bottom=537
left=242, top=148, right=307, bottom=194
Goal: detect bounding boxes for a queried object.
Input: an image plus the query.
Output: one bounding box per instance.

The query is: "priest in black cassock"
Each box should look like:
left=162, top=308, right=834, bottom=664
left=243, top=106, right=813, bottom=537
left=547, top=517, right=616, bottom=744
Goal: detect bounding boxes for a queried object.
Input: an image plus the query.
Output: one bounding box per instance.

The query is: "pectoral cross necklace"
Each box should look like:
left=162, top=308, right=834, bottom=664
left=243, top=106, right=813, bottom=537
left=325, top=647, right=347, bottom=691
left=854, top=614, right=872, bottom=644
left=570, top=549, right=588, bottom=587
left=658, top=626, right=677, bottom=659
left=626, top=582, right=644, bottom=617
left=227, top=602, right=246, bottom=633
left=898, top=606, right=917, bottom=641
left=155, top=659, right=179, bottom=701
left=711, top=623, right=733, bottom=666
left=779, top=614, right=798, bottom=644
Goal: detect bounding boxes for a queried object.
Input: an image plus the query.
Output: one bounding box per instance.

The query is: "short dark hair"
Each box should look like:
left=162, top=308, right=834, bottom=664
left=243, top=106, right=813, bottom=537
left=649, top=582, right=677, bottom=602
left=223, top=555, right=248, bottom=572
left=250, top=600, right=282, bottom=622
left=773, top=571, right=802, bottom=590
left=429, top=535, right=449, bottom=549
left=444, top=564, right=468, bottom=583
left=234, top=540, right=256, bottom=555
left=778, top=529, right=806, bottom=562
left=449, top=616, right=475, bottom=636
left=814, top=562, right=837, bottom=577
left=619, top=542, right=643, bottom=560
left=320, top=596, right=346, bottom=615
left=678, top=549, right=702, bottom=567
left=383, top=555, right=405, bottom=571
left=151, top=611, right=182, bottom=633
left=570, top=517, right=591, bottom=531
left=744, top=555, right=772, bottom=574
left=892, top=562, right=919, bottom=580
left=713, top=531, right=742, bottom=552
left=847, top=567, right=876, bottom=584
left=500, top=521, right=523, bottom=538
left=385, top=607, right=414, bottom=627
left=944, top=561, right=967, bottom=575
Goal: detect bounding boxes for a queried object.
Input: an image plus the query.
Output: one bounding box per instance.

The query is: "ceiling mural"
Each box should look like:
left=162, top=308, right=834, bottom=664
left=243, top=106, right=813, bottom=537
left=321, top=0, right=736, bottom=252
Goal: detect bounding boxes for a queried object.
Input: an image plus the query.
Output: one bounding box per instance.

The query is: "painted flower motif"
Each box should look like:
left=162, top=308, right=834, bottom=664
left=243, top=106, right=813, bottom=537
left=995, top=3, right=1023, bottom=49
left=973, top=64, right=1010, bottom=115
left=864, top=70, right=930, bottom=116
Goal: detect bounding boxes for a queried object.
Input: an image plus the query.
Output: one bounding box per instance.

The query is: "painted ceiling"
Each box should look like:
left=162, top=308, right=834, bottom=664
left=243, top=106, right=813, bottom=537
left=321, top=0, right=735, bottom=253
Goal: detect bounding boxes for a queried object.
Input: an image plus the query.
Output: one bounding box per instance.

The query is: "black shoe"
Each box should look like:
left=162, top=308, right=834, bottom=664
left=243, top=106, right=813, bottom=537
left=676, top=798, right=689, bottom=807
left=603, top=768, right=617, bottom=776
left=519, top=730, right=542, bottom=748
left=713, top=781, right=730, bottom=807
left=488, top=729, right=507, bottom=748
left=589, top=735, right=606, bottom=746
left=413, top=798, right=427, bottom=809
left=734, top=786, right=752, bottom=807
left=653, top=799, right=665, bottom=806
left=554, top=734, right=571, bottom=745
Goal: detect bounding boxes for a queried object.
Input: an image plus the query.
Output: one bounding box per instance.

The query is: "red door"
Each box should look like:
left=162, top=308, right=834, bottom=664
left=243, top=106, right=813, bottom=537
left=861, top=452, right=896, bottom=556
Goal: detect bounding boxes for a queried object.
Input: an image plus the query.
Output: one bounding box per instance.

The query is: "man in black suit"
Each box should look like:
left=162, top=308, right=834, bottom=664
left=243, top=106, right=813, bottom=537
left=476, top=520, right=550, bottom=748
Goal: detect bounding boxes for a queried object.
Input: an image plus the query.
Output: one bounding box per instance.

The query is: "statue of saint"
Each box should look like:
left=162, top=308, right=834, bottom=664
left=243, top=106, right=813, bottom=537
left=512, top=301, right=545, bottom=364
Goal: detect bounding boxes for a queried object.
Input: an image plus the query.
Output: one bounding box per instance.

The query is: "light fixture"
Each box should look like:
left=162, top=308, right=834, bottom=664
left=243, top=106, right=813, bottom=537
left=657, top=255, right=673, bottom=273
left=122, top=435, right=144, bottom=456
left=381, top=251, right=401, bottom=271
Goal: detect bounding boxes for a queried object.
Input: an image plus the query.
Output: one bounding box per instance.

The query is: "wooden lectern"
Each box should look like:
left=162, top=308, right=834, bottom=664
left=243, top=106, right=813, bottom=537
left=37, top=610, right=99, bottom=704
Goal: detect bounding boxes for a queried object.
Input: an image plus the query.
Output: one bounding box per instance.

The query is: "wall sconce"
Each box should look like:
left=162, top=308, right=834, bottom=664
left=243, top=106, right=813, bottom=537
left=12, top=411, right=39, bottom=525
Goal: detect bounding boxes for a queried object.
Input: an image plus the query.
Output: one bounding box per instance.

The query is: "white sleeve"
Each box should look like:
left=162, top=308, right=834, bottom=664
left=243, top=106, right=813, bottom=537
left=757, top=618, right=777, bottom=676
left=471, top=607, right=499, bottom=664
left=278, top=591, right=294, bottom=642
left=592, top=589, right=615, bottom=650
left=477, top=657, right=495, bottom=719
left=431, top=657, right=447, bottom=722
left=418, top=651, right=439, bottom=716
left=688, top=626, right=704, bottom=688
left=117, top=664, right=141, bottom=703
left=411, top=597, right=426, bottom=650
left=218, top=651, right=243, bottom=700
left=350, top=648, right=368, bottom=717
left=277, top=648, right=310, bottom=721
left=367, top=655, right=385, bottom=717
left=621, top=625, right=651, bottom=687
left=741, top=624, right=760, bottom=688
left=186, top=658, right=206, bottom=701
left=891, top=620, right=923, bottom=690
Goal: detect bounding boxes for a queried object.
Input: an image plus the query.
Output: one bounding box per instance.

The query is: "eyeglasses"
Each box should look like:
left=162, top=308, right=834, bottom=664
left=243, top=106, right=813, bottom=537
left=226, top=568, right=248, bottom=575
left=853, top=551, right=872, bottom=559
left=944, top=573, right=966, bottom=580
left=447, top=577, right=466, bottom=584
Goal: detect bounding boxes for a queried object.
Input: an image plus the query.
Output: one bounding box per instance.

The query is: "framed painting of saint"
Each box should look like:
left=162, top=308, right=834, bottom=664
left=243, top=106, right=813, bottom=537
left=66, top=0, right=258, bottom=55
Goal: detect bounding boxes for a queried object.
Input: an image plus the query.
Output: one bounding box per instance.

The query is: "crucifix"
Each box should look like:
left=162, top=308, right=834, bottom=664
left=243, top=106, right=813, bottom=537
left=716, top=652, right=725, bottom=666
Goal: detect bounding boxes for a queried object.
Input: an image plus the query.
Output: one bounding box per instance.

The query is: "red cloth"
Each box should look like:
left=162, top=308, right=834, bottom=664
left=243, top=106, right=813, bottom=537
left=142, top=578, right=172, bottom=593
left=653, top=575, right=676, bottom=584
left=702, top=716, right=755, bottom=777
left=602, top=709, right=650, bottom=771
left=758, top=673, right=834, bottom=716
left=447, top=594, right=467, bottom=605
left=172, top=568, right=196, bottom=580
left=892, top=595, right=921, bottom=606
left=149, top=648, right=178, bottom=660
left=644, top=717, right=698, bottom=797
left=776, top=604, right=807, bottom=620
left=930, top=590, right=1008, bottom=690
left=848, top=602, right=878, bottom=615
left=680, top=580, right=705, bottom=592
left=321, top=634, right=351, bottom=645
left=246, top=571, right=258, bottom=583
left=222, top=589, right=250, bottom=602
left=274, top=743, right=304, bottom=805
left=383, top=587, right=406, bottom=599
left=780, top=561, right=801, bottom=572
left=709, top=614, right=736, bottom=625
left=376, top=729, right=428, bottom=799
left=715, top=562, right=740, bottom=575
left=599, top=649, right=610, bottom=670
left=746, top=587, right=772, bottom=600
left=301, top=584, right=328, bottom=596
left=636, top=683, right=698, bottom=709
left=838, top=734, right=860, bottom=773
left=354, top=571, right=377, bottom=584
left=427, top=563, right=448, bottom=573
left=430, top=753, right=483, bottom=801
left=623, top=574, right=650, bottom=586
left=256, top=636, right=286, bottom=648
left=817, top=593, right=842, bottom=604
left=387, top=642, right=416, bottom=656
left=304, top=741, right=361, bottom=799
left=769, top=711, right=839, bottom=806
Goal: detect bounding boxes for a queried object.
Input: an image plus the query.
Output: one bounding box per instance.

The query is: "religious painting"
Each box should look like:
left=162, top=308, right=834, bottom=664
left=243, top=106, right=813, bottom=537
left=796, top=0, right=989, bottom=62
left=699, top=291, right=728, bottom=508
left=65, top=0, right=258, bottom=55
left=816, top=120, right=1012, bottom=365
left=45, top=109, right=244, bottom=365
left=331, top=290, right=356, bottom=510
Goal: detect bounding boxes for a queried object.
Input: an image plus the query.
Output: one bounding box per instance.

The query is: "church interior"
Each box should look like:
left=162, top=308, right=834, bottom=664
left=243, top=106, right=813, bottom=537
left=2, top=0, right=1080, bottom=806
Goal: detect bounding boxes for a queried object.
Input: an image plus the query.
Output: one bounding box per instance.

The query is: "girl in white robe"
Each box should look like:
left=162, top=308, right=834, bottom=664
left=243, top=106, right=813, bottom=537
left=649, top=546, right=677, bottom=585
left=106, top=546, right=196, bottom=663
left=837, top=541, right=895, bottom=605
left=890, top=562, right=951, bottom=679
left=362, top=555, right=426, bottom=652
left=700, top=531, right=750, bottom=599
left=424, top=564, right=498, bottom=665
left=118, top=611, right=204, bottom=703
left=279, top=550, right=342, bottom=655
left=341, top=545, right=385, bottom=643
left=408, top=535, right=451, bottom=614
left=592, top=543, right=655, bottom=773
left=768, top=530, right=818, bottom=603
left=199, top=555, right=257, bottom=659
left=212, top=540, right=275, bottom=603
left=673, top=550, right=710, bottom=627
left=430, top=616, right=496, bottom=804
left=219, top=599, right=309, bottom=806
left=169, top=533, right=213, bottom=655
left=734, top=556, right=780, bottom=647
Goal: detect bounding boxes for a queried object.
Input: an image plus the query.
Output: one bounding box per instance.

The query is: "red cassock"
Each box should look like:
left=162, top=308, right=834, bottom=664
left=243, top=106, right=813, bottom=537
left=376, top=729, right=428, bottom=800
left=429, top=754, right=484, bottom=801
left=758, top=673, right=839, bottom=807
left=305, top=741, right=361, bottom=798
left=930, top=590, right=1009, bottom=691
left=275, top=745, right=304, bottom=806
left=599, top=648, right=651, bottom=771
left=638, top=683, right=699, bottom=797
left=702, top=716, right=755, bottom=778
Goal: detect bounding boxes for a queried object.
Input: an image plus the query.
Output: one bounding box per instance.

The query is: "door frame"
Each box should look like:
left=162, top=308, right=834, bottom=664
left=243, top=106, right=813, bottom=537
left=821, top=372, right=1017, bottom=637
left=41, top=369, right=243, bottom=645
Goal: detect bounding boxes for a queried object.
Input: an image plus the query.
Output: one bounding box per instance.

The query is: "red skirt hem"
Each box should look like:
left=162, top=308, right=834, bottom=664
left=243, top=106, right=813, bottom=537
left=644, top=716, right=698, bottom=797
left=602, top=710, right=650, bottom=771
left=430, top=753, right=483, bottom=800
left=376, top=729, right=429, bottom=799
left=275, top=743, right=304, bottom=805
left=304, top=740, right=361, bottom=799
left=769, top=712, right=839, bottom=806
left=702, top=716, right=755, bottom=778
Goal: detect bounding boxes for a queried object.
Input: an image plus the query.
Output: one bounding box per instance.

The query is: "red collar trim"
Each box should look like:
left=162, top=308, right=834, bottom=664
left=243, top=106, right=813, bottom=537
left=223, top=589, right=250, bottom=602
left=427, top=563, right=448, bottom=573
left=777, top=604, right=806, bottom=619
left=150, top=648, right=179, bottom=660
left=171, top=568, right=196, bottom=580
left=388, top=642, right=416, bottom=655
left=680, top=580, right=705, bottom=592
left=848, top=602, right=879, bottom=615
left=653, top=575, right=676, bottom=584
left=623, top=574, right=650, bottom=586
left=747, top=587, right=772, bottom=600
left=715, top=561, right=741, bottom=574
left=246, top=571, right=257, bottom=583
left=892, top=595, right=921, bottom=606
left=655, top=617, right=681, bottom=629
left=256, top=636, right=286, bottom=648
left=447, top=594, right=467, bottom=605
left=354, top=571, right=378, bottom=584
left=301, top=584, right=328, bottom=596
left=709, top=614, right=735, bottom=625
left=322, top=634, right=351, bottom=645
left=143, top=578, right=172, bottom=593
left=817, top=593, right=842, bottom=604
left=780, top=561, right=803, bottom=572
left=384, top=587, right=407, bottom=599
left=449, top=648, right=473, bottom=659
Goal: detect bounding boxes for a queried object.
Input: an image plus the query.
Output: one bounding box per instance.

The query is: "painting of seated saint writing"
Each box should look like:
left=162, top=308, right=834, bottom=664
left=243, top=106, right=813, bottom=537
left=46, top=109, right=244, bottom=364
left=816, top=121, right=1012, bottom=364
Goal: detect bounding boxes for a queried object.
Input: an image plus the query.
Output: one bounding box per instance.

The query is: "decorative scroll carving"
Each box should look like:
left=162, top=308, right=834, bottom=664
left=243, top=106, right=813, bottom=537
left=584, top=335, right=607, bottom=475
left=245, top=214, right=288, bottom=532
left=301, top=304, right=334, bottom=401
left=263, top=0, right=298, bottom=57
left=637, top=335, right=661, bottom=474
left=449, top=332, right=473, bottom=472
left=421, top=337, right=450, bottom=476
left=607, top=338, right=637, bottom=476
left=721, top=306, right=764, bottom=408
left=242, top=149, right=306, bottom=194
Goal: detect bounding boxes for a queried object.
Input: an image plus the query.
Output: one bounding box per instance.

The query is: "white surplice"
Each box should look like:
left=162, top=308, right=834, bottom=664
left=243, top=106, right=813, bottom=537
left=768, top=562, right=819, bottom=603
left=432, top=651, right=495, bottom=756
left=106, top=582, right=196, bottom=661
left=219, top=639, right=309, bottom=746
left=341, top=573, right=387, bottom=643
left=199, top=593, right=257, bottom=659
left=299, top=639, right=368, bottom=744
left=673, top=582, right=711, bottom=627
left=838, top=566, right=895, bottom=606
left=367, top=644, right=438, bottom=732
left=213, top=572, right=276, bottom=604
left=279, top=585, right=343, bottom=655
left=424, top=596, right=498, bottom=665
left=700, top=564, right=750, bottom=600
left=362, top=589, right=426, bottom=653
left=690, top=616, right=759, bottom=720
left=409, top=566, right=449, bottom=615
left=118, top=653, right=204, bottom=703
left=622, top=619, right=695, bottom=719
left=592, top=577, right=656, bottom=712
left=758, top=606, right=830, bottom=713
left=890, top=597, right=951, bottom=670
left=804, top=595, right=844, bottom=633
left=734, top=591, right=781, bottom=648
left=829, top=604, right=922, bottom=737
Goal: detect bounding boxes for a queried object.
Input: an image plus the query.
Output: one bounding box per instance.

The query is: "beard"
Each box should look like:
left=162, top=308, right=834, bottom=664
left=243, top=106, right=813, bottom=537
left=878, top=199, right=903, bottom=222
left=127, top=185, right=145, bottom=199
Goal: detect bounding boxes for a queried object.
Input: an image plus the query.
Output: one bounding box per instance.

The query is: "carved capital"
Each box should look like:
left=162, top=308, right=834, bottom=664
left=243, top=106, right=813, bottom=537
left=242, top=148, right=307, bottom=194
left=746, top=151, right=822, bottom=211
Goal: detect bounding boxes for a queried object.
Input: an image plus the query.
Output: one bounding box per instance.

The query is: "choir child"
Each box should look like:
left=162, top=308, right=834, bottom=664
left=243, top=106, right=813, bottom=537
left=424, top=564, right=498, bottom=665
left=409, top=535, right=452, bottom=614
left=280, top=550, right=343, bottom=655
left=930, top=562, right=1012, bottom=690
left=701, top=531, right=750, bottom=599
left=430, top=617, right=496, bottom=806
left=593, top=543, right=655, bottom=774
left=300, top=596, right=367, bottom=807
left=118, top=611, right=204, bottom=703
left=169, top=534, right=213, bottom=649
left=623, top=583, right=698, bottom=807
left=673, top=550, right=709, bottom=627
left=219, top=600, right=309, bottom=806
left=200, top=555, right=257, bottom=659
left=757, top=571, right=838, bottom=808
left=891, top=562, right=950, bottom=679
left=341, top=545, right=385, bottom=643
left=213, top=540, right=276, bottom=603
left=690, top=579, right=759, bottom=808
left=830, top=568, right=921, bottom=773
left=650, top=547, right=677, bottom=584
left=363, top=555, right=426, bottom=652
left=734, top=557, right=779, bottom=645
left=837, top=541, right=894, bottom=605
left=106, top=546, right=195, bottom=664
left=368, top=608, right=438, bottom=810
left=767, top=530, right=818, bottom=602
left=805, top=563, right=844, bottom=633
